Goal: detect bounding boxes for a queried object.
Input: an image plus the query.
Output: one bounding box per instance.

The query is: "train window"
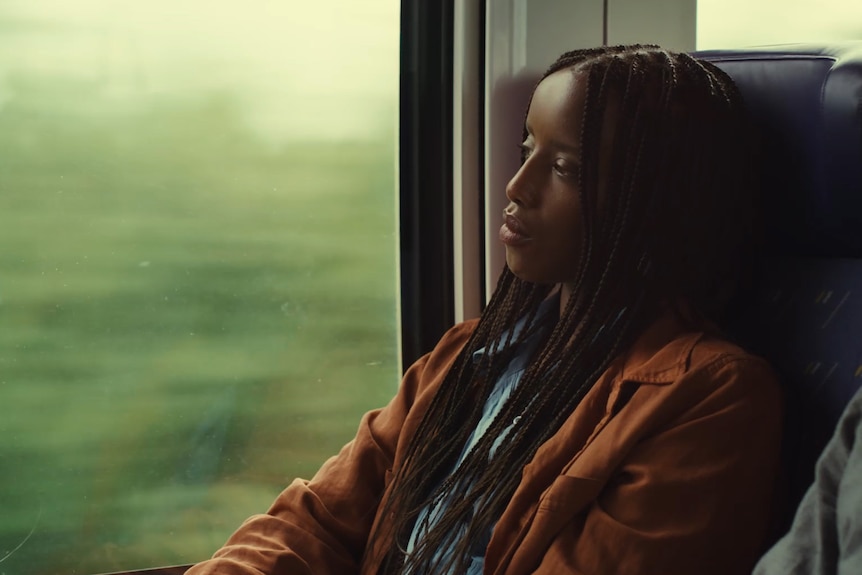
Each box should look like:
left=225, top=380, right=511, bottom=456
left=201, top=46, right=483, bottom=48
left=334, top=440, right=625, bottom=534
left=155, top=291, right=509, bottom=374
left=0, top=1, right=399, bottom=573
left=697, top=0, right=862, bottom=48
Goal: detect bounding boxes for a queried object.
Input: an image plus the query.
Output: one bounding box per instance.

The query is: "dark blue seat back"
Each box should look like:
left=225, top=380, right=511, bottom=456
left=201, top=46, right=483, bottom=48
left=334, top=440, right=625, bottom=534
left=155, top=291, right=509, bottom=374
left=697, top=44, right=862, bottom=257
left=692, top=43, right=862, bottom=525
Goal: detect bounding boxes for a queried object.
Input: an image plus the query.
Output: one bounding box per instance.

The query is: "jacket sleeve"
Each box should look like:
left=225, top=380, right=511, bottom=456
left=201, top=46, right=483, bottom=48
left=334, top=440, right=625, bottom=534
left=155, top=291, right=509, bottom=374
left=185, top=321, right=476, bottom=575
left=535, top=354, right=784, bottom=575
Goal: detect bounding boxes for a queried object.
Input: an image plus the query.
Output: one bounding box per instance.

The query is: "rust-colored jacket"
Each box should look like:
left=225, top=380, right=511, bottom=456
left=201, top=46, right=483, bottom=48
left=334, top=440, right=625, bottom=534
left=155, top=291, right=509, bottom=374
left=187, top=313, right=782, bottom=575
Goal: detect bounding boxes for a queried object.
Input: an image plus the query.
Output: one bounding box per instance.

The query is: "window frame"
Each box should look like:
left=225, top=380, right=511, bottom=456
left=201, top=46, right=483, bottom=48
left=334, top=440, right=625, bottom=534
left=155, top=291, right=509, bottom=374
left=399, top=0, right=459, bottom=366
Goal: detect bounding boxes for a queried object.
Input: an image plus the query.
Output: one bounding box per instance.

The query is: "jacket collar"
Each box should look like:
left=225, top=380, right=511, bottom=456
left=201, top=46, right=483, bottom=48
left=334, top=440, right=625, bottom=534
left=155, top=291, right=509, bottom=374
left=471, top=295, right=712, bottom=386
left=617, top=310, right=709, bottom=385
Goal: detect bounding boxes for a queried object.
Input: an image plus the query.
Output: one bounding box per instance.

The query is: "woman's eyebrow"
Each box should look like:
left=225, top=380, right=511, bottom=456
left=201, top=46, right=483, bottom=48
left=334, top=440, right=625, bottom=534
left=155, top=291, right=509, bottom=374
left=548, top=138, right=580, bottom=156
left=524, top=122, right=580, bottom=156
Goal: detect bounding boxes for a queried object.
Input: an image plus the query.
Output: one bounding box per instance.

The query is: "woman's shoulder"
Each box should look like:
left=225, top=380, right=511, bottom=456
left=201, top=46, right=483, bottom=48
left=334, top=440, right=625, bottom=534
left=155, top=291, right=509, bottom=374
left=615, top=320, right=782, bottom=446
left=436, top=318, right=480, bottom=350
left=687, top=330, right=775, bottom=379
left=399, top=319, right=480, bottom=397
left=419, top=318, right=480, bottom=369
left=621, top=313, right=779, bottom=401
left=664, top=329, right=782, bottom=419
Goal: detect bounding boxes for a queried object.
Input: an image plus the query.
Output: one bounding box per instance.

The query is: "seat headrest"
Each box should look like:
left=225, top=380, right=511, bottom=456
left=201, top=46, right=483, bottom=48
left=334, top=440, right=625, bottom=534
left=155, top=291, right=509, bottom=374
left=694, top=43, right=862, bottom=258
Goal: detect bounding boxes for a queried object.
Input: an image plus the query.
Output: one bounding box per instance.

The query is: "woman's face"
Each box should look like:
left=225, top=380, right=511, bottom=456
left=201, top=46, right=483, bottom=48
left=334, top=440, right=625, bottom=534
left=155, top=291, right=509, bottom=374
left=500, top=69, right=588, bottom=286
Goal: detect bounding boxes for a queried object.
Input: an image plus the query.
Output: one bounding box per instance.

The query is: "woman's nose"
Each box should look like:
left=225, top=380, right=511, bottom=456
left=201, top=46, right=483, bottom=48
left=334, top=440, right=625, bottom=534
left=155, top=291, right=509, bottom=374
left=505, top=161, right=535, bottom=206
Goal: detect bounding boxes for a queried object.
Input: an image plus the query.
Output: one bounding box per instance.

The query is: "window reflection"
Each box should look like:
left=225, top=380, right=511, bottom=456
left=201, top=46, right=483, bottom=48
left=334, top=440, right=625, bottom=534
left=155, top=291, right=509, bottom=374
left=0, top=1, right=399, bottom=572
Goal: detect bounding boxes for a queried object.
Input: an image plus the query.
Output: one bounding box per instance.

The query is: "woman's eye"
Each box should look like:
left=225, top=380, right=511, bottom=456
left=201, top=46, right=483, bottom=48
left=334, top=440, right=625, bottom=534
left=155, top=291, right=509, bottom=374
left=517, top=143, right=533, bottom=162
left=553, top=160, right=578, bottom=178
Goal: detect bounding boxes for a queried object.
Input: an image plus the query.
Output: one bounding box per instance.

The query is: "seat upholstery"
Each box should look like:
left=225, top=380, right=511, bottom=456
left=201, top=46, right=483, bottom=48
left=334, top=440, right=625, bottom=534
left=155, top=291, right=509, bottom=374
left=696, top=44, right=862, bottom=256
left=692, top=43, right=862, bottom=525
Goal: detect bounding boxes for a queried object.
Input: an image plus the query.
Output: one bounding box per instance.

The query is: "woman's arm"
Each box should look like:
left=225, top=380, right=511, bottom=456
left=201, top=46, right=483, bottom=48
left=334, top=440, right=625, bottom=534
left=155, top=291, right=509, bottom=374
left=185, top=320, right=477, bottom=575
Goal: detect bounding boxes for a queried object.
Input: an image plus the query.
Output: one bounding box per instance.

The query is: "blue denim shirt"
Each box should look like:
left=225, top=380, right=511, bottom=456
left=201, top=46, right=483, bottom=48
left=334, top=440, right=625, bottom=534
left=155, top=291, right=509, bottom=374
left=404, top=295, right=558, bottom=574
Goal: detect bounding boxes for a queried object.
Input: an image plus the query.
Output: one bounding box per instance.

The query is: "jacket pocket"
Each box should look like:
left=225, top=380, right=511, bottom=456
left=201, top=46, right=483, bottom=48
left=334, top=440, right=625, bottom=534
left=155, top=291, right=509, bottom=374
left=505, top=476, right=605, bottom=573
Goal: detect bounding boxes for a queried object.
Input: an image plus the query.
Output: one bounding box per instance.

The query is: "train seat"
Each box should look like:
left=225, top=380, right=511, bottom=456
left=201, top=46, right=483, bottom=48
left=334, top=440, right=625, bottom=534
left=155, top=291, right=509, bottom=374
left=693, top=43, right=862, bottom=527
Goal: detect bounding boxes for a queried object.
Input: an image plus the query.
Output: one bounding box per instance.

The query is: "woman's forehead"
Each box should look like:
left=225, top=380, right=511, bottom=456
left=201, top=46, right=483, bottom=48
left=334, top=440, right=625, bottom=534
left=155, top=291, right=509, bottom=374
left=525, top=68, right=587, bottom=134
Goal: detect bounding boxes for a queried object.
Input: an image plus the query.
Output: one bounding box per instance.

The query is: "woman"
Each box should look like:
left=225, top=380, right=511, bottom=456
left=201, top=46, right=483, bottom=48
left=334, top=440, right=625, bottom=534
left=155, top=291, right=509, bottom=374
left=187, top=45, right=782, bottom=575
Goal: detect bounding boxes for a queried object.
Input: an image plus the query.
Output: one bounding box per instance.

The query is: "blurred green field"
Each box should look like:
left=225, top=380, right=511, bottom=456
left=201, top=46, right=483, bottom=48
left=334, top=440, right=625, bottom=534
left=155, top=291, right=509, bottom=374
left=0, top=80, right=399, bottom=574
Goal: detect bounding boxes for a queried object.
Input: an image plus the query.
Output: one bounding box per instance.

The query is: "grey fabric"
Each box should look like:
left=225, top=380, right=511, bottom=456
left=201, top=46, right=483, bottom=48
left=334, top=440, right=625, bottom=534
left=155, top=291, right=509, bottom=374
left=754, top=386, right=862, bottom=575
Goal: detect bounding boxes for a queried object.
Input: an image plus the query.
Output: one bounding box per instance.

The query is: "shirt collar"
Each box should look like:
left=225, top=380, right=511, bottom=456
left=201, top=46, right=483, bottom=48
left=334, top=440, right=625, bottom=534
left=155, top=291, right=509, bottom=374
left=471, top=293, right=559, bottom=364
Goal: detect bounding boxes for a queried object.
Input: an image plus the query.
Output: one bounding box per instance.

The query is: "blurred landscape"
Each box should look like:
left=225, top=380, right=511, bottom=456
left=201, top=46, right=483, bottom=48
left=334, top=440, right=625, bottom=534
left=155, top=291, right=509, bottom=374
left=0, top=2, right=399, bottom=573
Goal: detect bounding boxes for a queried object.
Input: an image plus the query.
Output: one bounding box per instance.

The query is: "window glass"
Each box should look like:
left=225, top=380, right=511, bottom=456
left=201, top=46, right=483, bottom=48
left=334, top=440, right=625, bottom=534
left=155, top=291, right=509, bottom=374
left=698, top=0, right=862, bottom=48
left=0, top=1, right=399, bottom=572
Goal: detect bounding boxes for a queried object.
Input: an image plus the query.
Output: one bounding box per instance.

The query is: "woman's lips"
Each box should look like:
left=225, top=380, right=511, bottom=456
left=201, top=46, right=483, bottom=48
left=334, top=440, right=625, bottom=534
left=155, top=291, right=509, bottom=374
left=500, top=213, right=531, bottom=246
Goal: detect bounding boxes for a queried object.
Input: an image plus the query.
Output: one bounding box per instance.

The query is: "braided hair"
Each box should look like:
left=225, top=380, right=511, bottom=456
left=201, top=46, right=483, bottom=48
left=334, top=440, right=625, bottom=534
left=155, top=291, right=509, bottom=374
left=373, top=45, right=758, bottom=573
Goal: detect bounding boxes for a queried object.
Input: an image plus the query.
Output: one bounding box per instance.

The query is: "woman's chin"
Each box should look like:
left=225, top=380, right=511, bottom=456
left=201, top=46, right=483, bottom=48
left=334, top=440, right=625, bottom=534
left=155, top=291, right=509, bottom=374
left=506, top=256, right=544, bottom=284
left=505, top=253, right=576, bottom=286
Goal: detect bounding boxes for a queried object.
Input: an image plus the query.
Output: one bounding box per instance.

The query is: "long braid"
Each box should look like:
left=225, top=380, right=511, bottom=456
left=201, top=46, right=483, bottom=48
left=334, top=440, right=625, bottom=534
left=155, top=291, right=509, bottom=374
left=372, top=45, right=758, bottom=574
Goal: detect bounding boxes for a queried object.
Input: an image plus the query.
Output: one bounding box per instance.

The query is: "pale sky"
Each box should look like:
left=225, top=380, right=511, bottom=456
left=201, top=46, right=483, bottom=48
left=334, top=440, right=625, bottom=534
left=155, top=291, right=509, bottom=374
left=3, top=1, right=859, bottom=139
left=0, top=0, right=400, bottom=141
left=698, top=0, right=862, bottom=48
